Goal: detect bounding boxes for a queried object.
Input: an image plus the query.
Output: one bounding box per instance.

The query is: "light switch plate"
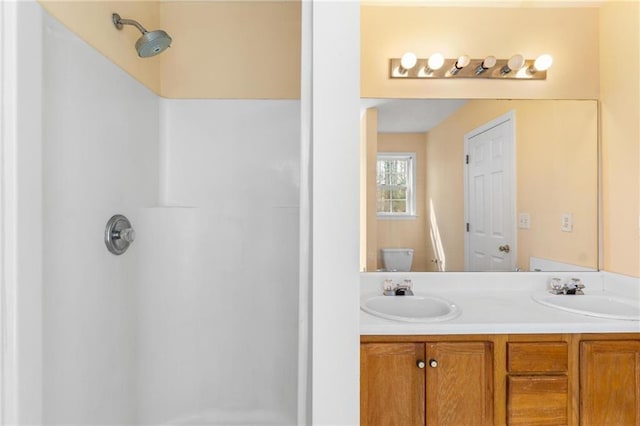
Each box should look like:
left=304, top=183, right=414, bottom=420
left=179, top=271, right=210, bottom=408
left=561, top=213, right=573, bottom=232
left=518, top=213, right=530, bottom=229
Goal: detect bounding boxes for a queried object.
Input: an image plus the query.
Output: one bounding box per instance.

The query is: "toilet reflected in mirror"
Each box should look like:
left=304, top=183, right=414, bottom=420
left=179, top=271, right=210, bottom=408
left=381, top=248, right=414, bottom=272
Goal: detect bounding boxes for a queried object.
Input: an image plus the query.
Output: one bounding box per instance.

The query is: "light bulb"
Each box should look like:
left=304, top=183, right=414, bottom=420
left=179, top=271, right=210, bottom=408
left=482, top=56, right=497, bottom=69
left=427, top=52, right=445, bottom=71
left=400, top=52, right=418, bottom=72
left=456, top=55, right=471, bottom=69
left=475, top=55, right=496, bottom=75
left=507, top=54, right=525, bottom=71
left=532, top=54, right=553, bottom=72
left=501, top=54, right=525, bottom=75
left=449, top=55, right=470, bottom=76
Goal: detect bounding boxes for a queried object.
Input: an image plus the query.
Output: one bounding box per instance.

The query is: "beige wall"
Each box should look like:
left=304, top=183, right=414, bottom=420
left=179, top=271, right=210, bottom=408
left=38, top=1, right=301, bottom=99
left=424, top=118, right=465, bottom=271
left=425, top=100, right=598, bottom=271
left=599, top=1, right=640, bottom=277
left=360, top=108, right=378, bottom=271
left=159, top=1, right=300, bottom=99
left=361, top=6, right=599, bottom=100
left=376, top=133, right=428, bottom=272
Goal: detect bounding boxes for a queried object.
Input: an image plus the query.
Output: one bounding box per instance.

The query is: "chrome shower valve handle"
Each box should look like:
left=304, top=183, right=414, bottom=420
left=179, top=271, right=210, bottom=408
left=116, top=227, right=136, bottom=243
left=105, top=214, right=135, bottom=255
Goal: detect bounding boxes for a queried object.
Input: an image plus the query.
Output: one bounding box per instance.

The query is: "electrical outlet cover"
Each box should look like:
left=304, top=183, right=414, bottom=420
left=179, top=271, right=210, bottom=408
left=561, top=213, right=573, bottom=232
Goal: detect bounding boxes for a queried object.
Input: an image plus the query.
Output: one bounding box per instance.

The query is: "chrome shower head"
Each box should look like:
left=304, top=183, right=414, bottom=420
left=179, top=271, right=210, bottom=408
left=112, top=13, right=172, bottom=58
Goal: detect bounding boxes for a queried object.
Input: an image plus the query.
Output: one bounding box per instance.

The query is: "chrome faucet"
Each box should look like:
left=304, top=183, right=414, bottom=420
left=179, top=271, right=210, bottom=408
left=383, top=279, right=414, bottom=296
left=549, top=277, right=585, bottom=295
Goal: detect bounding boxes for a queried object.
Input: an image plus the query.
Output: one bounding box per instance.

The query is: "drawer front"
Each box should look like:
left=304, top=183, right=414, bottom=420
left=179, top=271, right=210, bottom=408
left=507, top=375, right=568, bottom=425
left=508, top=342, right=568, bottom=373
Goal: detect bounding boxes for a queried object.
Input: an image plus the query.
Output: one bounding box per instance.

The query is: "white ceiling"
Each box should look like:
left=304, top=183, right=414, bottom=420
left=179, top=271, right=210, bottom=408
left=360, top=98, right=468, bottom=133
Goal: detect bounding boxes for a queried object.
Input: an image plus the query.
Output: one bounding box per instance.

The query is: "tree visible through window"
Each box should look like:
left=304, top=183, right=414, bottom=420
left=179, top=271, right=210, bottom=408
left=376, top=153, right=416, bottom=217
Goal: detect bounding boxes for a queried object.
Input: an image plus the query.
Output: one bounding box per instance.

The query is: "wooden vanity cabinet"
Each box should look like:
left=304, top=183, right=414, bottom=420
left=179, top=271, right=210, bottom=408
left=580, top=339, right=640, bottom=425
left=361, top=337, right=493, bottom=426
left=361, top=333, right=640, bottom=426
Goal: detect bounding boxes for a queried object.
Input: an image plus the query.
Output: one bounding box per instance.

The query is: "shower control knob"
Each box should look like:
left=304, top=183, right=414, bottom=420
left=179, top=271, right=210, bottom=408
left=105, top=214, right=135, bottom=255
left=417, top=360, right=426, bottom=369
left=429, top=359, right=438, bottom=368
left=118, top=228, right=136, bottom=243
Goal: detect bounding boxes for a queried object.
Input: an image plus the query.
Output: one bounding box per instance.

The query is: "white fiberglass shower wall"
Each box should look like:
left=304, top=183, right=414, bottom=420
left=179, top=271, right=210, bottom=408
left=135, top=100, right=300, bottom=424
left=34, top=7, right=299, bottom=425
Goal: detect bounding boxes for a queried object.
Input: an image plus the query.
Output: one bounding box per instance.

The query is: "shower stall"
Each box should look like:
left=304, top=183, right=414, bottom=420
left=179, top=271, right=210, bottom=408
left=2, top=1, right=358, bottom=425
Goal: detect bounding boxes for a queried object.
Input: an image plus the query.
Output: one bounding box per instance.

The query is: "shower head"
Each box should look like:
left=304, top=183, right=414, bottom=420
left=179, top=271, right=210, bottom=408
left=135, top=30, right=172, bottom=58
left=112, top=13, right=172, bottom=58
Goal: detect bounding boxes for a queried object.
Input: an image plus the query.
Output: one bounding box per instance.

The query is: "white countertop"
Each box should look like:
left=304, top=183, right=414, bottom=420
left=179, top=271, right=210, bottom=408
left=360, top=271, right=640, bottom=335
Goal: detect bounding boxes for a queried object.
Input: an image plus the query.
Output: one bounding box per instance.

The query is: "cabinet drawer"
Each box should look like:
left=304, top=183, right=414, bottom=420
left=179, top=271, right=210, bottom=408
left=507, top=375, right=568, bottom=425
left=508, top=342, right=568, bottom=373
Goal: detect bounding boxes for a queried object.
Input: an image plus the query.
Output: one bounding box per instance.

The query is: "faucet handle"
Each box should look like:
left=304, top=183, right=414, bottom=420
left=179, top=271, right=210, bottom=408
left=570, top=278, right=585, bottom=294
left=383, top=279, right=396, bottom=296
left=549, top=277, right=564, bottom=291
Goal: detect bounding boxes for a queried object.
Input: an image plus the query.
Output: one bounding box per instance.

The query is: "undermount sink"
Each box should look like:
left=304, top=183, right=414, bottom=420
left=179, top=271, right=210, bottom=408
left=532, top=292, right=640, bottom=321
left=361, top=294, right=460, bottom=323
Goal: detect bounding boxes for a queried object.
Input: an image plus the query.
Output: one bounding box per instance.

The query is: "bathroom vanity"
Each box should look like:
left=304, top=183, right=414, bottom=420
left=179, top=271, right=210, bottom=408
left=360, top=272, right=640, bottom=425
left=361, top=332, right=640, bottom=426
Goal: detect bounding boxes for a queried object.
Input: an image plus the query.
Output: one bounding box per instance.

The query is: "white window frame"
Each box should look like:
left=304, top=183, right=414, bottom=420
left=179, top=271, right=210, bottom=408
left=376, top=152, right=417, bottom=219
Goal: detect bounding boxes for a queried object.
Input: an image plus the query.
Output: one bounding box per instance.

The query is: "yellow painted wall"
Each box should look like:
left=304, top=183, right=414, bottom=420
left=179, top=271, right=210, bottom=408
left=362, top=108, right=379, bottom=272
left=159, top=1, right=300, bottom=99
left=38, top=1, right=301, bottom=99
left=361, top=6, right=599, bottom=100
left=425, top=100, right=598, bottom=271
left=424, top=120, right=465, bottom=271
left=39, top=1, right=162, bottom=94
left=376, top=133, right=429, bottom=272
left=600, top=1, right=640, bottom=277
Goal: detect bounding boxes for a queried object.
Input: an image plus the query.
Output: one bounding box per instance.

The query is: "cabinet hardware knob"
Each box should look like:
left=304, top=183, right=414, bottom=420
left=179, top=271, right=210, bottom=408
left=417, top=360, right=426, bottom=369
left=429, top=359, right=438, bottom=368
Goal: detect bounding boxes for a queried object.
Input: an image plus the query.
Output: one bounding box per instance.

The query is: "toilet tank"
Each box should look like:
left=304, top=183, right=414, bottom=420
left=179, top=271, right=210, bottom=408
left=381, top=248, right=414, bottom=272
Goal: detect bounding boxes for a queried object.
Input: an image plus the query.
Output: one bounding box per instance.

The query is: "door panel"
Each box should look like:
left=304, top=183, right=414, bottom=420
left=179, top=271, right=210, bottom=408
left=425, top=342, right=494, bottom=426
left=580, top=340, right=640, bottom=425
left=361, top=343, right=425, bottom=426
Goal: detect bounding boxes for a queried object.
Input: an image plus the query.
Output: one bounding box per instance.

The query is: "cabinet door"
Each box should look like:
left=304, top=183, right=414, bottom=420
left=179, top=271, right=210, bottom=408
left=361, top=343, right=425, bottom=426
left=425, top=342, right=493, bottom=426
left=580, top=340, right=640, bottom=426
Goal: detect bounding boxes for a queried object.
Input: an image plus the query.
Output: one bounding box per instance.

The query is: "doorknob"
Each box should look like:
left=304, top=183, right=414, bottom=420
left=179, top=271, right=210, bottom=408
left=498, top=244, right=511, bottom=253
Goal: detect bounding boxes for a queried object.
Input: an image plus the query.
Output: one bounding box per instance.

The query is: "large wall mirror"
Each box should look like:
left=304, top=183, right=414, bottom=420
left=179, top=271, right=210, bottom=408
left=360, top=99, right=598, bottom=273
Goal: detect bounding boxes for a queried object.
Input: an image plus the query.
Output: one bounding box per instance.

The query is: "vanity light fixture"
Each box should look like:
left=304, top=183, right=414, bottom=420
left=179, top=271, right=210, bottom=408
left=500, top=54, right=525, bottom=75
left=449, top=55, right=470, bottom=75
left=474, top=56, right=497, bottom=75
left=389, top=53, right=552, bottom=79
